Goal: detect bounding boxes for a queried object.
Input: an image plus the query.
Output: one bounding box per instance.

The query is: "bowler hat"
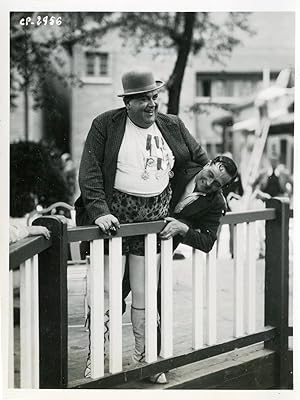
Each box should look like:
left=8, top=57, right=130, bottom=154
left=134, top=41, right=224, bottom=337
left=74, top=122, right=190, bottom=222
left=117, top=69, right=165, bottom=97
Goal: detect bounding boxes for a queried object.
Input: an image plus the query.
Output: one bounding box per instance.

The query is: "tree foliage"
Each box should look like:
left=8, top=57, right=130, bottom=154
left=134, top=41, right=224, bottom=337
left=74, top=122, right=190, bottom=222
left=117, top=12, right=255, bottom=114
left=10, top=12, right=255, bottom=115
left=10, top=12, right=120, bottom=109
left=10, top=141, right=72, bottom=217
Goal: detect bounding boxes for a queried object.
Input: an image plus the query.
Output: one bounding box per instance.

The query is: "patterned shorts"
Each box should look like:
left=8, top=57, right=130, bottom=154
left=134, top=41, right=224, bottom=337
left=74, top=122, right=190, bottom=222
left=105, top=184, right=172, bottom=256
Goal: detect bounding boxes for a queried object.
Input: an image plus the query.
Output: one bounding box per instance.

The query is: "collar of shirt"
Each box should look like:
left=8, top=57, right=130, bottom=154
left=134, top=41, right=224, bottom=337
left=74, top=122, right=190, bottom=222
left=174, top=176, right=206, bottom=214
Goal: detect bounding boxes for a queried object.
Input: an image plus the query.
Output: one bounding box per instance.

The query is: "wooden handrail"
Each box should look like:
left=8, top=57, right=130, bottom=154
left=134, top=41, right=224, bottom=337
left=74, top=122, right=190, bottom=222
left=67, top=208, right=277, bottom=243
left=221, top=208, right=276, bottom=224
left=9, top=236, right=52, bottom=270
left=9, top=207, right=282, bottom=268
left=67, top=220, right=166, bottom=243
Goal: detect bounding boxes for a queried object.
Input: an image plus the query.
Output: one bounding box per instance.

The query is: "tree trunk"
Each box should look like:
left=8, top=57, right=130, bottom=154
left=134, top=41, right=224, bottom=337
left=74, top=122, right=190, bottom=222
left=167, top=13, right=196, bottom=115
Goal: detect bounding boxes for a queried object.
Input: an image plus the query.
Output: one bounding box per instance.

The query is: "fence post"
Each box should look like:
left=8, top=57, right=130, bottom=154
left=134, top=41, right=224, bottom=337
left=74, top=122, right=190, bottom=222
left=33, top=216, right=68, bottom=388
left=265, top=197, right=290, bottom=388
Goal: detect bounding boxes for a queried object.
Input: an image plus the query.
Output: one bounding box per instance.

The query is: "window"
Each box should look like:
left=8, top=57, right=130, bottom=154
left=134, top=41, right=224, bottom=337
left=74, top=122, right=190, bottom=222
left=86, top=53, right=95, bottom=76
left=85, top=52, right=109, bottom=77
left=196, top=72, right=280, bottom=98
left=202, top=80, right=211, bottom=96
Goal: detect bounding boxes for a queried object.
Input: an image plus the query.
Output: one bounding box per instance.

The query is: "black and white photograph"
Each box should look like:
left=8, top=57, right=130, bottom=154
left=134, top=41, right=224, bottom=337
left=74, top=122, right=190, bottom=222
left=1, top=0, right=298, bottom=398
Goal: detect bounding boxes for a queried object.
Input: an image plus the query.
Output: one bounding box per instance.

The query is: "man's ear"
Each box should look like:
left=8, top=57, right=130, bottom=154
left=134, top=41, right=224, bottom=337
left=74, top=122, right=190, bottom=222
left=123, top=98, right=130, bottom=109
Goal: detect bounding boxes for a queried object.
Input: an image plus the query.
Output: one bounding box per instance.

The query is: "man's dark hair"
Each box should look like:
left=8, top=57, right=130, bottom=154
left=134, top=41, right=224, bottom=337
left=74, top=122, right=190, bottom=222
left=123, top=95, right=132, bottom=105
left=123, top=93, right=144, bottom=105
left=212, top=155, right=238, bottom=186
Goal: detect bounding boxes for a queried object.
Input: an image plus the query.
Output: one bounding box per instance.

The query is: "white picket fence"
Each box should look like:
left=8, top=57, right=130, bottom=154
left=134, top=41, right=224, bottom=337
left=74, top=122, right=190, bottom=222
left=9, top=257, right=40, bottom=388
left=85, top=222, right=258, bottom=380
left=8, top=218, right=263, bottom=387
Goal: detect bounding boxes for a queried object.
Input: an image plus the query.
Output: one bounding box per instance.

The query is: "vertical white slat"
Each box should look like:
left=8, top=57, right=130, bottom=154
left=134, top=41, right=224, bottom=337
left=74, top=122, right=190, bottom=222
left=31, top=255, right=39, bottom=388
left=245, top=222, right=257, bottom=334
left=192, top=249, right=204, bottom=349
left=109, top=237, right=123, bottom=373
left=20, top=262, right=26, bottom=387
left=206, top=244, right=217, bottom=345
left=85, top=256, right=91, bottom=323
left=20, top=260, right=32, bottom=388
left=69, top=210, right=81, bottom=261
left=70, top=242, right=81, bottom=262
left=160, top=239, right=173, bottom=358
left=90, top=239, right=105, bottom=378
left=84, top=274, right=89, bottom=321
left=233, top=223, right=245, bottom=337
left=8, top=269, right=15, bottom=388
left=145, top=233, right=157, bottom=363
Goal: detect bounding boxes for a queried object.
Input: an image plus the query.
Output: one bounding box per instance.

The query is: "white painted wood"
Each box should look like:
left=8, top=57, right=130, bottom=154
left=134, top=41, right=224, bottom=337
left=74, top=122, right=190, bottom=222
left=8, top=270, right=14, bottom=388
left=160, top=238, right=173, bottom=358
left=31, top=255, right=39, bottom=388
left=145, top=233, right=157, bottom=363
left=69, top=242, right=81, bottom=262
left=109, top=237, right=123, bottom=373
left=20, top=260, right=32, bottom=388
left=90, top=240, right=105, bottom=378
left=246, top=222, right=257, bottom=334
left=233, top=223, right=245, bottom=337
left=206, top=244, right=217, bottom=345
left=85, top=256, right=91, bottom=320
left=192, top=249, right=204, bottom=349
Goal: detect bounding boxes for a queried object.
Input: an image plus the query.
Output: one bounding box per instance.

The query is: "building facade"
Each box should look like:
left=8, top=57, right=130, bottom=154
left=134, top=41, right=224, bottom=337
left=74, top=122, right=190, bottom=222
left=70, top=12, right=295, bottom=169
left=10, top=12, right=295, bottom=171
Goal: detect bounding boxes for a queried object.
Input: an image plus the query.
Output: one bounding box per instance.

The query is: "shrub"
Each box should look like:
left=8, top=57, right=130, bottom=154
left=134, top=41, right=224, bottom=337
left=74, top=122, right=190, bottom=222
left=10, top=140, right=72, bottom=217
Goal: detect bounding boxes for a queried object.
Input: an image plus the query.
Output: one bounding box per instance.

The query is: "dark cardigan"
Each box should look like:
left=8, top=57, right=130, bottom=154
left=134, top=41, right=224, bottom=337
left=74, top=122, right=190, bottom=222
left=171, top=165, right=226, bottom=253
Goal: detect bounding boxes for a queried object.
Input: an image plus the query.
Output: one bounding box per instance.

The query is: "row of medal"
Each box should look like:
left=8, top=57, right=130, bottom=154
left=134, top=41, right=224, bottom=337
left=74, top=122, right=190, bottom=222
left=141, top=134, right=174, bottom=180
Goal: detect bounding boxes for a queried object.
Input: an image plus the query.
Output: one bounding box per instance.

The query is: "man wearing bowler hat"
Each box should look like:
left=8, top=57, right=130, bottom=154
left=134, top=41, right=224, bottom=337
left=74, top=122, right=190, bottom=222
left=75, top=68, right=209, bottom=383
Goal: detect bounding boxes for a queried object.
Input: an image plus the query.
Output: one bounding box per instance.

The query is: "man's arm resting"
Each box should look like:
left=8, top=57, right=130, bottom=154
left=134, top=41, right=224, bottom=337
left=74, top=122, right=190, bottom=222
left=79, top=119, right=110, bottom=220
left=181, top=227, right=216, bottom=253
left=182, top=203, right=224, bottom=252
left=160, top=217, right=217, bottom=253
left=160, top=217, right=189, bottom=239
left=94, top=214, right=120, bottom=234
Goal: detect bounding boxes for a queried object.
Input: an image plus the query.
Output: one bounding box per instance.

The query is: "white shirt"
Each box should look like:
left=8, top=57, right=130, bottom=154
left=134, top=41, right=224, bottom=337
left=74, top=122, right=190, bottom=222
left=174, top=176, right=206, bottom=214
left=114, top=117, right=174, bottom=196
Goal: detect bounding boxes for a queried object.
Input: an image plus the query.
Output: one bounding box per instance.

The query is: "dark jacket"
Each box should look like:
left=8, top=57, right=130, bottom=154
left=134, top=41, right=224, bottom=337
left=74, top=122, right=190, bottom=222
left=75, top=107, right=208, bottom=225
left=171, top=165, right=226, bottom=253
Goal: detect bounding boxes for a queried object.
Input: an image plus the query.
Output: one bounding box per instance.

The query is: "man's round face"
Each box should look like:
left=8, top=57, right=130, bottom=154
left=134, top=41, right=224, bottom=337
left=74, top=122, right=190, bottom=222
left=194, top=162, right=232, bottom=194
left=126, top=90, right=159, bottom=128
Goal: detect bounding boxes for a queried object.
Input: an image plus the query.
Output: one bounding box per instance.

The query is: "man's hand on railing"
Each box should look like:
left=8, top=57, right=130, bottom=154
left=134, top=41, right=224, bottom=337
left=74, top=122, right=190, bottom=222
left=160, top=217, right=189, bottom=240
left=94, top=214, right=120, bottom=235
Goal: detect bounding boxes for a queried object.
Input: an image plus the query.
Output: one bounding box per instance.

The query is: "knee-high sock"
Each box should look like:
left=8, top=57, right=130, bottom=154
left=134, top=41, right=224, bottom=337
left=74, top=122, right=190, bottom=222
left=131, top=306, right=145, bottom=361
